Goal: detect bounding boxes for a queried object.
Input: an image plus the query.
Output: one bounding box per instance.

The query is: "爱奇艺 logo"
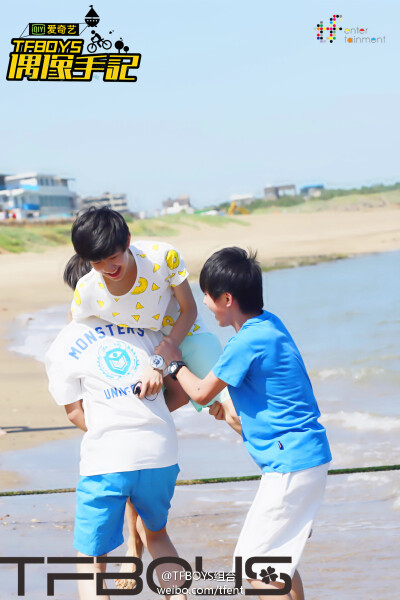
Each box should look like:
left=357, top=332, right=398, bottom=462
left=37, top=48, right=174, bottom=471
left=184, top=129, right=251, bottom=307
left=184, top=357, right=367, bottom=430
left=6, top=5, right=141, bottom=82
left=315, top=14, right=386, bottom=45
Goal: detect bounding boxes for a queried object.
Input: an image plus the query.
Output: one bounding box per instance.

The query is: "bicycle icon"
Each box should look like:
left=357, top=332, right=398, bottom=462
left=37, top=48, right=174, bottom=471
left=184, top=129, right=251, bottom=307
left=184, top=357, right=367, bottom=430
left=87, top=38, right=112, bottom=53
left=87, top=31, right=112, bottom=53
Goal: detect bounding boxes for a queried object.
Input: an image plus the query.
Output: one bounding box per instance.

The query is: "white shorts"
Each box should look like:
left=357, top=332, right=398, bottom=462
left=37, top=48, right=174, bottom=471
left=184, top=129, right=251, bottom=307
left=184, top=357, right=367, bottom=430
left=233, top=462, right=329, bottom=580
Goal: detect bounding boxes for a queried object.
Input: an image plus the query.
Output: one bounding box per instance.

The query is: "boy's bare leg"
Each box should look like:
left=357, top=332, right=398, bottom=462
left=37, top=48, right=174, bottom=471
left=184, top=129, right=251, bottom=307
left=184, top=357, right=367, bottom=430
left=115, top=499, right=145, bottom=590
left=139, top=518, right=186, bottom=600
left=77, top=552, right=109, bottom=600
left=248, top=578, right=292, bottom=600
left=290, top=570, right=305, bottom=600
left=247, top=569, right=303, bottom=600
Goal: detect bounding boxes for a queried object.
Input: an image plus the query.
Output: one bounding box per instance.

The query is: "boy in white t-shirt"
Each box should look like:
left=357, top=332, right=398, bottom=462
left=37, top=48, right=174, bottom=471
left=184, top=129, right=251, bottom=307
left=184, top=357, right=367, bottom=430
left=66, top=206, right=227, bottom=588
left=46, top=317, right=188, bottom=600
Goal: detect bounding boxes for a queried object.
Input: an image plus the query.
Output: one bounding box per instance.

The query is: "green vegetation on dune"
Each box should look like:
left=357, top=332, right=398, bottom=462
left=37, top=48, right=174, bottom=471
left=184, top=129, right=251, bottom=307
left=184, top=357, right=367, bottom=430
left=0, top=223, right=72, bottom=253
left=317, top=182, right=400, bottom=200
left=0, top=213, right=249, bottom=253
left=144, top=213, right=250, bottom=230
left=249, top=188, right=400, bottom=214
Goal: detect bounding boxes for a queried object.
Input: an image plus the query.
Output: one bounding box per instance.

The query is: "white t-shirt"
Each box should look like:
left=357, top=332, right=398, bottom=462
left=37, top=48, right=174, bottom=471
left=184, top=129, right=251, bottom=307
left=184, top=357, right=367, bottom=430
left=45, top=317, right=178, bottom=477
left=71, top=240, right=205, bottom=336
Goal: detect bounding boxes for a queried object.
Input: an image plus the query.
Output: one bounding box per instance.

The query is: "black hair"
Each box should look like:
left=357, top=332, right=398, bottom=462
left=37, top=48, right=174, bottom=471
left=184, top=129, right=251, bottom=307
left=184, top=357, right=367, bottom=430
left=71, top=206, right=130, bottom=262
left=199, top=247, right=263, bottom=314
left=63, top=254, right=92, bottom=290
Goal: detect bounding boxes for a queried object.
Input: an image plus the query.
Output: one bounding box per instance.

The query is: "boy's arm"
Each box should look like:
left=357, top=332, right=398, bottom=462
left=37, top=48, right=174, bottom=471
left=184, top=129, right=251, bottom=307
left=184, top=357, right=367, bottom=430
left=176, top=367, right=227, bottom=405
left=64, top=400, right=87, bottom=432
left=209, top=399, right=242, bottom=436
left=155, top=280, right=197, bottom=353
left=162, top=340, right=227, bottom=405
left=163, top=376, right=189, bottom=412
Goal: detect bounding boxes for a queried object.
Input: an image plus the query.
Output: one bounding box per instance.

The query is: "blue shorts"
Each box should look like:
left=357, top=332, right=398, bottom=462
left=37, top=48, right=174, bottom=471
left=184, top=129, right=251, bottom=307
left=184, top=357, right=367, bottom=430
left=73, top=464, right=179, bottom=557
left=180, top=332, right=224, bottom=412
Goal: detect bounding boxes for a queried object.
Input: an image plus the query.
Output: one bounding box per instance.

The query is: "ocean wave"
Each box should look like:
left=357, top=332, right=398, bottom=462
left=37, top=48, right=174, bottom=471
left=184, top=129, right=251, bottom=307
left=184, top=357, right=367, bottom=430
left=346, top=473, right=392, bottom=485
left=312, top=368, right=346, bottom=380
left=392, top=495, right=400, bottom=511
left=311, top=366, right=395, bottom=382
left=321, top=411, right=400, bottom=432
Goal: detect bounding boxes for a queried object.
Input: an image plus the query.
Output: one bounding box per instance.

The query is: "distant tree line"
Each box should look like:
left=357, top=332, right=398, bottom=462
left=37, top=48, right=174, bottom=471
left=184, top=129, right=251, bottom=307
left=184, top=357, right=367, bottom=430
left=210, top=182, right=400, bottom=213
left=316, top=182, right=400, bottom=200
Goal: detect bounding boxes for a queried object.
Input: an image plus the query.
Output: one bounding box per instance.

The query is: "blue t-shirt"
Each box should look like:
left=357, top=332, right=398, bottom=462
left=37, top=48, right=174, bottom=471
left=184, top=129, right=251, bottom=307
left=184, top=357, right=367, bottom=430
left=213, top=310, right=331, bottom=473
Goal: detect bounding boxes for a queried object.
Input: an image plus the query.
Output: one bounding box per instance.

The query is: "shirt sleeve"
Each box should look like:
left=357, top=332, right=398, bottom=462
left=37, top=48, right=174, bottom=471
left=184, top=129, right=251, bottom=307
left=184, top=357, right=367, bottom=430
left=163, top=244, right=189, bottom=288
left=45, top=343, right=83, bottom=406
left=212, top=336, right=255, bottom=387
left=70, top=273, right=96, bottom=321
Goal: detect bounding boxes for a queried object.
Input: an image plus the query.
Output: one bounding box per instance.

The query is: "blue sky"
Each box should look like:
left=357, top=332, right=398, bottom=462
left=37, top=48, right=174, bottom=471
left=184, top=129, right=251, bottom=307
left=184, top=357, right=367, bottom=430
left=0, top=1, right=399, bottom=212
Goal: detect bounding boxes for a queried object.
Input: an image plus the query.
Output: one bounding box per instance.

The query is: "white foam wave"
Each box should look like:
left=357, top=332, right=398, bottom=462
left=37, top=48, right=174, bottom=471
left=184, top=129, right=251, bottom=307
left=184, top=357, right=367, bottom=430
left=311, top=366, right=390, bottom=382
left=313, top=368, right=346, bottom=380
left=392, top=495, right=400, bottom=511
left=321, top=411, right=400, bottom=432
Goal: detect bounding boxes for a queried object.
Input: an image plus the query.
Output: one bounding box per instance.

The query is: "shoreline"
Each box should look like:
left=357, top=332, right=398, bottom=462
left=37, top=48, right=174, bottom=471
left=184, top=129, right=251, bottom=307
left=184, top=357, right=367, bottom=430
left=1, top=208, right=399, bottom=478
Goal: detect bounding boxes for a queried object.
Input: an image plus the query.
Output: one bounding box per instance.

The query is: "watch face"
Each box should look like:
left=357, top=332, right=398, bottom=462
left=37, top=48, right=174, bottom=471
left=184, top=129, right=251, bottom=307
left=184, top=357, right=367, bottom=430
left=150, top=354, right=165, bottom=369
left=168, top=361, right=178, bottom=374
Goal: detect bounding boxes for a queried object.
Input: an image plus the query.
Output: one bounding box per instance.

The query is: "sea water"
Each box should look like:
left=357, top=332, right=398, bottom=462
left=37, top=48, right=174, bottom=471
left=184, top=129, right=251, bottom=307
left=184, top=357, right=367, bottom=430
left=7, top=250, right=400, bottom=474
left=1, top=251, right=399, bottom=599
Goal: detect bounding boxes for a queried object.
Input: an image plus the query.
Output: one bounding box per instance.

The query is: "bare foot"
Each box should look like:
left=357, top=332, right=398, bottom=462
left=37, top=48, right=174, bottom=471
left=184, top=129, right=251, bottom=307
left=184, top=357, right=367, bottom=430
left=0, top=429, right=7, bottom=437
left=114, top=538, right=144, bottom=590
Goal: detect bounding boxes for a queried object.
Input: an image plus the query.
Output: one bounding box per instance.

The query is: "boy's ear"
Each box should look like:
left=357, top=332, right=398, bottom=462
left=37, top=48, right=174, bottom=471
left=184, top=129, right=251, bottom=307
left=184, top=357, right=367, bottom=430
left=126, top=233, right=131, bottom=249
left=225, top=292, right=234, bottom=307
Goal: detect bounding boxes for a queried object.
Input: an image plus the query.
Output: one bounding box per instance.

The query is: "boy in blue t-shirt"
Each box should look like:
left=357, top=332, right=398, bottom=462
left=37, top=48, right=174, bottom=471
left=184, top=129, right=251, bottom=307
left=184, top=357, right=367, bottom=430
left=162, top=247, right=332, bottom=600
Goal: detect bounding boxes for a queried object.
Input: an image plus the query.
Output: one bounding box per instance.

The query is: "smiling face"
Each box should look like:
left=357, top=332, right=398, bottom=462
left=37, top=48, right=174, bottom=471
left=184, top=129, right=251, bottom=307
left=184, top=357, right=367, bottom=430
left=90, top=249, right=127, bottom=281
left=90, top=241, right=133, bottom=284
left=203, top=292, right=233, bottom=327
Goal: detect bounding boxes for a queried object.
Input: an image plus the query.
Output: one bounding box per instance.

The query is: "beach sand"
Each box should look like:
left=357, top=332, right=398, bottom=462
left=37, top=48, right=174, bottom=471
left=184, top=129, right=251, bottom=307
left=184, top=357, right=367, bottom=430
left=0, top=207, right=399, bottom=478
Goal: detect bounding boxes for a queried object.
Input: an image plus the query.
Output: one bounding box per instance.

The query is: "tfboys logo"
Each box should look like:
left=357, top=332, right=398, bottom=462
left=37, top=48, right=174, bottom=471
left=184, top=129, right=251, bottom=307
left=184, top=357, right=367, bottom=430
left=6, top=5, right=141, bottom=82
left=97, top=341, right=139, bottom=379
left=315, top=14, right=386, bottom=45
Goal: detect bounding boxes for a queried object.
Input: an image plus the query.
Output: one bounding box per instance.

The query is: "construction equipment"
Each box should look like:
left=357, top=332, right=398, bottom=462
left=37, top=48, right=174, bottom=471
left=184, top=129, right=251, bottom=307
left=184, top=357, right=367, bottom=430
left=227, top=201, right=249, bottom=215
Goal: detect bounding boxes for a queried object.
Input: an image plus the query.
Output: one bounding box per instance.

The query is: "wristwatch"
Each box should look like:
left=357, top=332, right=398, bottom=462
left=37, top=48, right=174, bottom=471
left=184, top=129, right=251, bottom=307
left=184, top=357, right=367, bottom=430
left=167, top=360, right=186, bottom=380
left=149, top=354, right=165, bottom=370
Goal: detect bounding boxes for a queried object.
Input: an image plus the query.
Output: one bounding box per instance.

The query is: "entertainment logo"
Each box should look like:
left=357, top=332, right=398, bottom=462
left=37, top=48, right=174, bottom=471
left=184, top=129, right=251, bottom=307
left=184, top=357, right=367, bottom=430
left=6, top=5, right=141, bottom=82
left=315, top=14, right=386, bottom=45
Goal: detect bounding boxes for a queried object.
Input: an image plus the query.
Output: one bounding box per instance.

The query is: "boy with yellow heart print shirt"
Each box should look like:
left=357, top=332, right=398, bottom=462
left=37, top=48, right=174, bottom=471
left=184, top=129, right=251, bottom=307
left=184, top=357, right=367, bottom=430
left=72, top=239, right=203, bottom=334
left=70, top=207, right=224, bottom=411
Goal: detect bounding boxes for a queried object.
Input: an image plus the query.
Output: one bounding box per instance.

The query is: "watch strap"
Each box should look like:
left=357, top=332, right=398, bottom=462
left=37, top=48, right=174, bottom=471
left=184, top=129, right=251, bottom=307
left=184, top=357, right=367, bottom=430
left=170, top=360, right=186, bottom=380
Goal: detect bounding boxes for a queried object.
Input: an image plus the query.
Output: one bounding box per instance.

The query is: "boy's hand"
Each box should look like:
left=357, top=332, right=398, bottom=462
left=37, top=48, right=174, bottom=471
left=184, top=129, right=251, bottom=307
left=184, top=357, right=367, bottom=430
left=208, top=401, right=226, bottom=421
left=155, top=336, right=182, bottom=365
left=138, top=365, right=163, bottom=399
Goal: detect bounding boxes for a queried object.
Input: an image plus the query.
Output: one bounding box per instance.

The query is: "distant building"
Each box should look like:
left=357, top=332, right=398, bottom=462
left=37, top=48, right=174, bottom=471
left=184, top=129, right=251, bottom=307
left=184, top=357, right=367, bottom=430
left=300, top=184, right=325, bottom=198
left=79, top=192, right=129, bottom=213
left=0, top=172, right=76, bottom=219
left=229, top=193, right=255, bottom=206
left=264, top=184, right=296, bottom=201
left=161, top=195, right=194, bottom=215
